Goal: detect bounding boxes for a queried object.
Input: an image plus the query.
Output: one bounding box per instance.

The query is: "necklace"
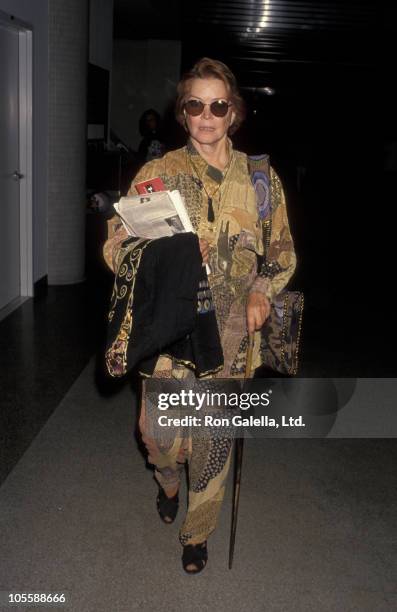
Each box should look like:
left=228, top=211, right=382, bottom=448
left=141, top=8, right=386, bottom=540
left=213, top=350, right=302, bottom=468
left=187, top=146, right=234, bottom=223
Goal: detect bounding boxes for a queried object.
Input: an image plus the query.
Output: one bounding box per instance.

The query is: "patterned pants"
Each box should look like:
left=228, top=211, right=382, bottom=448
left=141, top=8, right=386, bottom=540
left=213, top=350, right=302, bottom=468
left=139, top=383, right=234, bottom=546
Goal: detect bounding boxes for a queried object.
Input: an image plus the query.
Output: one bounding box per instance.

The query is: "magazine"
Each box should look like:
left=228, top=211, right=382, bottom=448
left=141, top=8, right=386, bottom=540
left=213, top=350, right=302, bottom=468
left=113, top=190, right=194, bottom=240
left=114, top=188, right=211, bottom=274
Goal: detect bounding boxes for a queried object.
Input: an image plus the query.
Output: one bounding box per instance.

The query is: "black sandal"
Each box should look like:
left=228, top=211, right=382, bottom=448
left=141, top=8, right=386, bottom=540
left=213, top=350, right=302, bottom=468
left=182, top=541, right=208, bottom=574
left=156, top=487, right=179, bottom=524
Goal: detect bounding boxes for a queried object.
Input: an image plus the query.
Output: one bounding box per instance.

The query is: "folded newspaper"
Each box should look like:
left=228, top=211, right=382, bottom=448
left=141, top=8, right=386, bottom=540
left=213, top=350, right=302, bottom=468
left=113, top=190, right=194, bottom=239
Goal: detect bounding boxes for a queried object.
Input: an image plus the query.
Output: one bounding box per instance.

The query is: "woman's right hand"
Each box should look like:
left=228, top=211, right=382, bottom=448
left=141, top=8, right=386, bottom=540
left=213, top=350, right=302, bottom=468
left=199, top=239, right=210, bottom=264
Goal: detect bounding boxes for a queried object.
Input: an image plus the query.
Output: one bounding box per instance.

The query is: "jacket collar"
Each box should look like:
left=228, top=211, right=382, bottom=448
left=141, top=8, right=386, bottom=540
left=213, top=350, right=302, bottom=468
left=186, top=138, right=234, bottom=185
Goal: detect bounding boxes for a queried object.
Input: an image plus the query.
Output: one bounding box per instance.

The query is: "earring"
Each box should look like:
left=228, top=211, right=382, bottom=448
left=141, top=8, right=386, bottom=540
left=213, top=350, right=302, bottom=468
left=183, top=109, right=188, bottom=131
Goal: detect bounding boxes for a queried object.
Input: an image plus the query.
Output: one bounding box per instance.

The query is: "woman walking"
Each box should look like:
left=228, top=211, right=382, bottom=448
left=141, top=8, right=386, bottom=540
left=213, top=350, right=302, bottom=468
left=104, top=57, right=296, bottom=573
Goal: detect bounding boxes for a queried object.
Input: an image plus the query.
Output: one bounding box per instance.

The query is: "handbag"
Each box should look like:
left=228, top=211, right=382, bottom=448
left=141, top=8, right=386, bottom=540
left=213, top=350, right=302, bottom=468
left=248, top=155, right=304, bottom=376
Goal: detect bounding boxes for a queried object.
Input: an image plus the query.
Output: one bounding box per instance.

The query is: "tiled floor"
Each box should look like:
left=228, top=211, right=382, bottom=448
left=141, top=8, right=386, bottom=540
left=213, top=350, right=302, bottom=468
left=0, top=273, right=112, bottom=485
left=1, top=363, right=396, bottom=611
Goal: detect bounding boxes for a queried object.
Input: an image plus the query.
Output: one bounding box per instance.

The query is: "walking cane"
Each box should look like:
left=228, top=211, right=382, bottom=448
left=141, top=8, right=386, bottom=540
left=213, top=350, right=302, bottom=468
left=229, top=332, right=254, bottom=569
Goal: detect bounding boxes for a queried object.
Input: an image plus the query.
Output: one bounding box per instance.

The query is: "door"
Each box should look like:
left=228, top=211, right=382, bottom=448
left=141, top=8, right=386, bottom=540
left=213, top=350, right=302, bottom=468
left=0, top=23, right=21, bottom=311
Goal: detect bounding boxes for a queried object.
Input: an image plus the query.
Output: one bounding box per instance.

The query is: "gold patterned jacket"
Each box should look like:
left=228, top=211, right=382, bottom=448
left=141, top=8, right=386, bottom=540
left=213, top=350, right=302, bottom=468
left=103, top=140, right=296, bottom=377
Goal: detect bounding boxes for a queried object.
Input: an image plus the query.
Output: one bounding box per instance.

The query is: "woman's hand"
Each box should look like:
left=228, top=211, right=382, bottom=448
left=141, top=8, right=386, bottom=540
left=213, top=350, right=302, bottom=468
left=246, top=292, right=271, bottom=334
left=199, top=239, right=210, bottom=264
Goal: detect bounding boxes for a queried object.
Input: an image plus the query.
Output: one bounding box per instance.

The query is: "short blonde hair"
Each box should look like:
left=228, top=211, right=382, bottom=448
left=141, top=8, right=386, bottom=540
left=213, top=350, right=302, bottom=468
left=175, top=57, right=246, bottom=135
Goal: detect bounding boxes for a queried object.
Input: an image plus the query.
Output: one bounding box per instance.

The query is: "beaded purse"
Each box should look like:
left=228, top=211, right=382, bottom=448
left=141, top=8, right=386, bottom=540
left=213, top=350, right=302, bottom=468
left=248, top=155, right=304, bottom=376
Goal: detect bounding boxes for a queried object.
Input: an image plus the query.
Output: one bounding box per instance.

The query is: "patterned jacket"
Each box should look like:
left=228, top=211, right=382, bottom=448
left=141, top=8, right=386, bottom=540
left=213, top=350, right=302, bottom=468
left=103, top=140, right=296, bottom=377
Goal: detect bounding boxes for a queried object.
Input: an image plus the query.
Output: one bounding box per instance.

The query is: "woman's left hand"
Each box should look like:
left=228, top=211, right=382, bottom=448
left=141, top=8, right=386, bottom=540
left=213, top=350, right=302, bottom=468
left=246, top=292, right=271, bottom=334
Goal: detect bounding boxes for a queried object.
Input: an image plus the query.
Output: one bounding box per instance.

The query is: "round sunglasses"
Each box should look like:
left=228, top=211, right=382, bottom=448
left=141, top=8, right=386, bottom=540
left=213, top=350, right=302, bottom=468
left=184, top=99, right=232, bottom=118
